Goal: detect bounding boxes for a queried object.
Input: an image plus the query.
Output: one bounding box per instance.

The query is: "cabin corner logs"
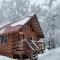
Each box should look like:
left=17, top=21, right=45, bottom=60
left=0, top=14, right=45, bottom=59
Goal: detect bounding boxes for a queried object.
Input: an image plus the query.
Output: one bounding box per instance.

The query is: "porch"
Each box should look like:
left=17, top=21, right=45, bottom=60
left=12, top=39, right=45, bottom=59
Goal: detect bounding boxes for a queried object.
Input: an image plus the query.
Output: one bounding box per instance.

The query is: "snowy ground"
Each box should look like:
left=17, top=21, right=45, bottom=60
left=0, top=47, right=60, bottom=60
left=38, top=47, right=60, bottom=60
left=0, top=55, right=16, bottom=60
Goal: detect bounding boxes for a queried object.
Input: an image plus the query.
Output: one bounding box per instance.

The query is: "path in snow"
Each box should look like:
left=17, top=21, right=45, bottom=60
left=38, top=47, right=60, bottom=60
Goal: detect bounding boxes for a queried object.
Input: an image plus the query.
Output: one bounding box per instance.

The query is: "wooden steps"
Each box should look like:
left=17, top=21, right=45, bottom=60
left=25, top=40, right=39, bottom=50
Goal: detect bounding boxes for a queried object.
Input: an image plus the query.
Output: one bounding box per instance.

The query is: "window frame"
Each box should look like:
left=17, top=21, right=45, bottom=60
left=0, top=34, right=8, bottom=45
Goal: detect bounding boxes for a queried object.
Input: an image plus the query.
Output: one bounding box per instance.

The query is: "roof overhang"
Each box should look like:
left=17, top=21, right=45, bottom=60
left=0, top=14, right=44, bottom=38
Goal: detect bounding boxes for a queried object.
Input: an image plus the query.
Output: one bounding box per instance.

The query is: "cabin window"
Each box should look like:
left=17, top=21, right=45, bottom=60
left=20, top=34, right=24, bottom=40
left=30, top=24, right=34, bottom=32
left=4, top=35, right=8, bottom=43
left=1, top=36, right=4, bottom=44
left=13, top=33, right=20, bottom=41
left=0, top=34, right=8, bottom=44
left=0, top=36, right=2, bottom=44
left=27, top=36, right=33, bottom=40
left=26, top=23, right=29, bottom=28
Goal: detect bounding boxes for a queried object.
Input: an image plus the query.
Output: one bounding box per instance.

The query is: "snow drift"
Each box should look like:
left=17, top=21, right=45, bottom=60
left=38, top=47, right=60, bottom=60
left=0, top=55, right=16, bottom=60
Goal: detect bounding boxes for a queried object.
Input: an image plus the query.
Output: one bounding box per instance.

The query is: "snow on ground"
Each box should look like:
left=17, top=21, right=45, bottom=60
left=1, top=47, right=60, bottom=60
left=0, top=55, right=16, bottom=60
left=38, top=47, right=60, bottom=60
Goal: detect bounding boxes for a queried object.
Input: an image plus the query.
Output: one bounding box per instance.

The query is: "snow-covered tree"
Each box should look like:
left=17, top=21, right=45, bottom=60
left=0, top=0, right=31, bottom=24
left=31, top=3, right=44, bottom=20
left=43, top=0, right=58, bottom=48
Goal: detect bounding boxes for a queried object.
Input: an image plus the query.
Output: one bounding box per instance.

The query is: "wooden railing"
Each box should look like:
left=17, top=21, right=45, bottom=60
left=25, top=40, right=34, bottom=50
left=12, top=39, right=45, bottom=54
left=35, top=41, right=45, bottom=50
left=25, top=40, right=40, bottom=50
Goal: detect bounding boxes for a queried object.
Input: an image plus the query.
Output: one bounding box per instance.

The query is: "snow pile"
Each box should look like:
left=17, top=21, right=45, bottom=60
left=38, top=47, right=60, bottom=60
left=11, top=17, right=30, bottom=27
left=0, top=55, right=16, bottom=60
left=53, top=47, right=60, bottom=53
left=25, top=59, right=30, bottom=60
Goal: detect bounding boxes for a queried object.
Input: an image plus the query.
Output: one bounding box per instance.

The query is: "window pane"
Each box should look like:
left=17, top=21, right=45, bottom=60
left=4, top=35, right=8, bottom=43
left=0, top=35, right=8, bottom=44
left=0, top=36, right=2, bottom=43
left=1, top=36, right=4, bottom=44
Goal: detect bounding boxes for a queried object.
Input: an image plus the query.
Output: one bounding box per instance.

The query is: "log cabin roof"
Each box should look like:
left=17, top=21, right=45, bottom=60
left=0, top=14, right=44, bottom=38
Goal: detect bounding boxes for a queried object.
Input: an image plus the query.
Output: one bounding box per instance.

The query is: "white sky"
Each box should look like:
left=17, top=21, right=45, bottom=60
left=0, top=0, right=46, bottom=9
left=0, top=0, right=60, bottom=8
left=31, top=0, right=45, bottom=5
left=31, top=0, right=60, bottom=5
left=0, top=0, right=2, bottom=9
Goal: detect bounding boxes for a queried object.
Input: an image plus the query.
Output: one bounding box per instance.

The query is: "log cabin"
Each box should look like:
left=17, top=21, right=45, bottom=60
left=0, top=14, right=45, bottom=59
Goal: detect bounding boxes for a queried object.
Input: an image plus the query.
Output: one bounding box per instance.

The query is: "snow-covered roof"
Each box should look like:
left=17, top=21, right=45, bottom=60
left=0, top=14, right=44, bottom=37
left=0, top=17, right=31, bottom=34
left=11, top=17, right=30, bottom=27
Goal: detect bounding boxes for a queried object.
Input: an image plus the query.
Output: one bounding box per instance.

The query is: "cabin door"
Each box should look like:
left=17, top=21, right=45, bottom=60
left=19, top=34, right=24, bottom=41
left=19, top=32, right=24, bottom=40
left=26, top=36, right=33, bottom=41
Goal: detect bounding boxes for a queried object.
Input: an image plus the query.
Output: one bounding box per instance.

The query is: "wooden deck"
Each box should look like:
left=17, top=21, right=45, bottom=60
left=12, top=39, right=45, bottom=59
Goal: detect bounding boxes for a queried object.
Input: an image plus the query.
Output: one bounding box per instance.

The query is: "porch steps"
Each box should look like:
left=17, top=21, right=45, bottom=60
left=26, top=40, right=39, bottom=50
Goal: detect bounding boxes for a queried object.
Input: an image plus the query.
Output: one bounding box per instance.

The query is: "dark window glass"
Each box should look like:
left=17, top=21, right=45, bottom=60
left=4, top=35, right=8, bottom=43
left=0, top=35, right=8, bottom=44
left=0, top=36, right=2, bottom=43
left=29, top=37, right=32, bottom=40
left=1, top=36, right=4, bottom=44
